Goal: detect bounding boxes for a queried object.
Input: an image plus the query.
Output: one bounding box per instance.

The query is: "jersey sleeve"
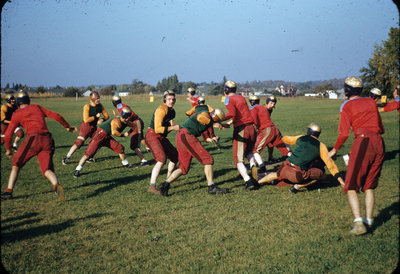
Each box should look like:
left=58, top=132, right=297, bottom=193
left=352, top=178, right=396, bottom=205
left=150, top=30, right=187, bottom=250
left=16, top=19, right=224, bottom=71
left=1, top=105, right=8, bottom=123
left=282, top=135, right=301, bottom=145
left=83, top=104, right=95, bottom=123
left=40, top=105, right=71, bottom=128
left=197, top=112, right=211, bottom=125
left=186, top=107, right=196, bottom=117
left=154, top=106, right=168, bottom=135
left=101, top=104, right=109, bottom=121
left=111, top=119, right=123, bottom=137
left=333, top=108, right=351, bottom=150
left=320, top=142, right=339, bottom=176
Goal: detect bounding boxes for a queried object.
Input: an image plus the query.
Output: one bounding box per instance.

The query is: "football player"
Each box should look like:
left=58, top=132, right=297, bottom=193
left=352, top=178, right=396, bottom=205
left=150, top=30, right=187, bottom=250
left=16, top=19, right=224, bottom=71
left=159, top=108, right=230, bottom=196
left=73, top=107, right=135, bottom=177
left=1, top=94, right=24, bottom=149
left=2, top=91, right=76, bottom=201
left=62, top=91, right=109, bottom=165
left=328, top=77, right=385, bottom=235
left=145, top=91, right=180, bottom=195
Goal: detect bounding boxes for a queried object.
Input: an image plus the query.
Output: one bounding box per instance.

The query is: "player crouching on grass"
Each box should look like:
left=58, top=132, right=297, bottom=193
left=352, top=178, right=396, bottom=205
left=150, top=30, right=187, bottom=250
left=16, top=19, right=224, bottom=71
left=1, top=94, right=24, bottom=150
left=73, top=107, right=135, bottom=178
left=2, top=91, right=77, bottom=201
left=112, top=95, right=150, bottom=167
left=158, top=108, right=230, bottom=196
left=258, top=123, right=345, bottom=193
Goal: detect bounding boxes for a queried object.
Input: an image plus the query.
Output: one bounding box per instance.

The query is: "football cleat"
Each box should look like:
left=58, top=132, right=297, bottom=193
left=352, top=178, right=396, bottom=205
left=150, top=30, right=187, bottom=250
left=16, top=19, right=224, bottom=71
left=137, top=161, right=150, bottom=167
left=159, top=182, right=170, bottom=197
left=62, top=157, right=70, bottom=165
left=123, top=163, right=133, bottom=168
left=350, top=221, right=367, bottom=236
left=55, top=185, right=65, bottom=202
left=87, top=157, right=96, bottom=163
left=12, top=145, right=18, bottom=151
left=147, top=185, right=160, bottom=195
left=245, top=178, right=260, bottom=190
left=1, top=192, right=13, bottom=200
left=73, top=170, right=80, bottom=178
left=289, top=186, right=299, bottom=194
left=208, top=185, right=229, bottom=194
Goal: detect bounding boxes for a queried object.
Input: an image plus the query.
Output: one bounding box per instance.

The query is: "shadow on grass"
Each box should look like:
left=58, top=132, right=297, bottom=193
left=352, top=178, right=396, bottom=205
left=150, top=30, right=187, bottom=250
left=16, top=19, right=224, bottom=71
left=370, top=201, right=399, bottom=233
left=1, top=213, right=109, bottom=244
left=384, top=149, right=399, bottom=161
left=1, top=212, right=41, bottom=231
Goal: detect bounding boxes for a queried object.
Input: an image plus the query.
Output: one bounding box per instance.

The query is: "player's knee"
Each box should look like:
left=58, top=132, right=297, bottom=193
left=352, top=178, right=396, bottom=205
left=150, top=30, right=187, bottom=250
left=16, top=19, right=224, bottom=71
left=15, top=127, right=24, bottom=138
left=74, top=136, right=85, bottom=148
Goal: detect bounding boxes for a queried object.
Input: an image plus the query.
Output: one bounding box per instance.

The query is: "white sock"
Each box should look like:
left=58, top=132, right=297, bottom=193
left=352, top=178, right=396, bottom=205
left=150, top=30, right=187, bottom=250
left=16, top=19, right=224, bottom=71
left=13, top=143, right=17, bottom=147
left=353, top=217, right=363, bottom=223
left=76, top=165, right=82, bottom=171
left=237, top=163, right=250, bottom=181
left=207, top=182, right=214, bottom=186
left=141, top=159, right=147, bottom=163
left=253, top=153, right=263, bottom=166
left=66, top=153, right=72, bottom=158
left=363, top=217, right=373, bottom=225
left=122, top=159, right=129, bottom=166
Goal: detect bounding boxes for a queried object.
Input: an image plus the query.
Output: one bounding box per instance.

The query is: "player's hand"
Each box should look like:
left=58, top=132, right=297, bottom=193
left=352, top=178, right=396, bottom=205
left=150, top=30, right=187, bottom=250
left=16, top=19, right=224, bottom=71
left=337, top=177, right=345, bottom=187
left=6, top=149, right=13, bottom=159
left=124, top=131, right=129, bottom=137
left=97, top=118, right=104, bottom=125
left=328, top=148, right=337, bottom=158
left=96, top=113, right=101, bottom=118
left=66, top=126, right=77, bottom=132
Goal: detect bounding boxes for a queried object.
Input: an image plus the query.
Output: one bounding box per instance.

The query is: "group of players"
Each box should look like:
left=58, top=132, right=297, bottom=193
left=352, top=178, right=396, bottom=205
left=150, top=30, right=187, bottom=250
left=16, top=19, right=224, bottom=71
left=1, top=77, right=398, bottom=235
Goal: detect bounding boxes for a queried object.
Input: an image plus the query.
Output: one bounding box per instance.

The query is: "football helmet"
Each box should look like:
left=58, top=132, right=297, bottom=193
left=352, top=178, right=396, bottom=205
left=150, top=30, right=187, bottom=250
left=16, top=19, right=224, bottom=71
left=249, top=95, right=260, bottom=106
left=307, top=122, right=321, bottom=138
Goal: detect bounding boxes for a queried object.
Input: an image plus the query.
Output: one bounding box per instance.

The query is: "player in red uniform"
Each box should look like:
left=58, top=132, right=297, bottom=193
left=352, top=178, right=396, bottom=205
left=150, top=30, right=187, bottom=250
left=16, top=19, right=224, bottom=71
left=328, top=77, right=385, bottom=236
left=264, top=95, right=281, bottom=162
left=379, top=86, right=399, bottom=113
left=223, top=81, right=259, bottom=190
left=248, top=95, right=291, bottom=173
left=145, top=91, right=180, bottom=195
left=112, top=95, right=149, bottom=167
left=158, top=108, right=230, bottom=196
left=1, top=92, right=77, bottom=201
left=1, top=94, right=24, bottom=149
left=186, top=87, right=200, bottom=107
left=73, top=107, right=135, bottom=177
left=62, top=91, right=109, bottom=165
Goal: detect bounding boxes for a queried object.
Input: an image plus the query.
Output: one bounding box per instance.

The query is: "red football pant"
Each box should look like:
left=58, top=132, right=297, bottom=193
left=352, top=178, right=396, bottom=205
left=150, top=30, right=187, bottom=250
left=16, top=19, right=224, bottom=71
left=84, top=128, right=124, bottom=158
left=175, top=128, right=213, bottom=175
left=145, top=129, right=178, bottom=164
left=232, top=124, right=256, bottom=164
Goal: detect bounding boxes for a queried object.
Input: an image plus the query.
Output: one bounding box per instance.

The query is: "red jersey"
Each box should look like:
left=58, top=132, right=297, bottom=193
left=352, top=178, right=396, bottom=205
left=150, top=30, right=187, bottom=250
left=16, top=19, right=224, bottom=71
left=115, top=102, right=138, bottom=119
left=4, top=104, right=71, bottom=150
left=334, top=97, right=384, bottom=150
left=224, top=94, right=254, bottom=128
left=190, top=95, right=200, bottom=108
left=250, top=104, right=275, bottom=130
left=383, top=97, right=400, bottom=112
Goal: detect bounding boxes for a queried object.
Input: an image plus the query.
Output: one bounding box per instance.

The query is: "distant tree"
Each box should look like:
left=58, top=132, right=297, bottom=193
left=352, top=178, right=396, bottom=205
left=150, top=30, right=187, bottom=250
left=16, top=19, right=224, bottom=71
left=313, top=83, right=334, bottom=94
left=36, top=86, right=46, bottom=94
left=156, top=74, right=182, bottom=93
left=182, top=81, right=197, bottom=92
left=360, top=27, right=399, bottom=97
left=101, top=86, right=114, bottom=96
left=64, top=87, right=82, bottom=97
left=86, top=85, right=95, bottom=91
left=5, top=83, right=10, bottom=89
left=208, top=84, right=223, bottom=95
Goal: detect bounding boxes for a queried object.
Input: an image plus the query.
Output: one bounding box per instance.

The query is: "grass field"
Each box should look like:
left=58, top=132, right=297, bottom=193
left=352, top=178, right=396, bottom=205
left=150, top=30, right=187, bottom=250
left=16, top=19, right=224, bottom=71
left=1, top=95, right=399, bottom=273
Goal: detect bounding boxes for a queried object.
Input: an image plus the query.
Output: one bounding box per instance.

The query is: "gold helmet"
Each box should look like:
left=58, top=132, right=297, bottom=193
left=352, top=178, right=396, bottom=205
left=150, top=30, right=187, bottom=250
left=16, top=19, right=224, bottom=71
left=266, top=94, right=277, bottom=104
left=344, top=76, right=363, bottom=98
left=307, top=122, right=321, bottom=138
left=197, top=96, right=205, bottom=105
left=120, top=106, right=133, bottom=120
left=369, top=88, right=382, bottom=100
left=163, top=90, right=176, bottom=103
left=224, top=80, right=237, bottom=94
left=6, top=94, right=16, bottom=104
left=248, top=95, right=260, bottom=106
left=112, top=95, right=122, bottom=106
left=211, top=108, right=225, bottom=121
left=187, top=87, right=196, bottom=95
left=16, top=91, right=30, bottom=106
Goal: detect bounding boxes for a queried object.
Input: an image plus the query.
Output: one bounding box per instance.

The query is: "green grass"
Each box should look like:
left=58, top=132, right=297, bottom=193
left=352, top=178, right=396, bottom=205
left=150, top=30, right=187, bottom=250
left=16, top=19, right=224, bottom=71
left=1, top=95, right=399, bottom=273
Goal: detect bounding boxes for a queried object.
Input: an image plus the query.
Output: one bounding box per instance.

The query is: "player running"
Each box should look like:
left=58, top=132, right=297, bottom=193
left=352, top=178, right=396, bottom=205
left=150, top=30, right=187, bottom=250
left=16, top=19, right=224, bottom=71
left=145, top=90, right=180, bottom=195
left=1, top=94, right=24, bottom=149
left=158, top=108, right=230, bottom=196
left=328, top=76, right=385, bottom=236
left=112, top=95, right=150, bottom=167
left=62, top=91, right=109, bottom=165
left=248, top=95, right=291, bottom=173
left=73, top=107, right=135, bottom=178
left=1, top=91, right=76, bottom=201
left=222, top=80, right=259, bottom=190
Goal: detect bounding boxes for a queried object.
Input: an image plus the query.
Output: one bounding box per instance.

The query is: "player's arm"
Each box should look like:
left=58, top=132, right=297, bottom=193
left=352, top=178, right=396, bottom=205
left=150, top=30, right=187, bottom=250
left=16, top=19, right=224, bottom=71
left=186, top=107, right=196, bottom=117
left=101, top=104, right=110, bottom=121
left=111, top=119, right=124, bottom=137
left=154, top=106, right=169, bottom=135
left=83, top=104, right=95, bottom=124
left=282, top=135, right=301, bottom=146
left=197, top=112, right=212, bottom=125
left=1, top=105, right=9, bottom=124
left=4, top=114, right=19, bottom=153
left=330, top=111, right=351, bottom=157
left=224, top=98, right=236, bottom=121
left=320, top=142, right=344, bottom=186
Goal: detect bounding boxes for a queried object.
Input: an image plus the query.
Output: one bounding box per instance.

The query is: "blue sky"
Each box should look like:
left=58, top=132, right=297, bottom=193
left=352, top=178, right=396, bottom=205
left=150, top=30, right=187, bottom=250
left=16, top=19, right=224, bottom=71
left=1, top=0, right=398, bottom=87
